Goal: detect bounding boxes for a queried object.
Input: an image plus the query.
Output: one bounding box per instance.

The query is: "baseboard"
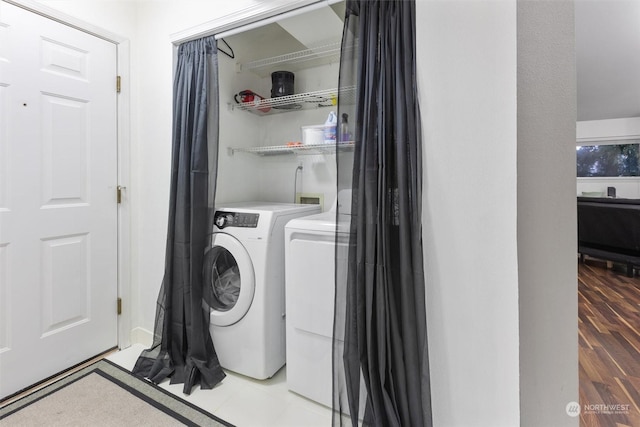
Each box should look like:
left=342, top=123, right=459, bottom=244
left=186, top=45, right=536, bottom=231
left=130, top=327, right=153, bottom=347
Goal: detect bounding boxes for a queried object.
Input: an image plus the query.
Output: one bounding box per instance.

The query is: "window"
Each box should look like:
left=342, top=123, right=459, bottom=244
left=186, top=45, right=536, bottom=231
left=576, top=142, right=640, bottom=177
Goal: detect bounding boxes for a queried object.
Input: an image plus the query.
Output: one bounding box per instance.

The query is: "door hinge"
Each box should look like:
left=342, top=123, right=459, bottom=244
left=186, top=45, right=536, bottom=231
left=116, top=75, right=121, bottom=93
left=117, top=185, right=123, bottom=204
left=117, top=298, right=122, bottom=315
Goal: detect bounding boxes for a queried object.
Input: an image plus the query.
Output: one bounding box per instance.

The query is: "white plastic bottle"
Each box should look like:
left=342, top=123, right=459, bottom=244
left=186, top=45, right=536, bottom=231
left=324, top=111, right=337, bottom=144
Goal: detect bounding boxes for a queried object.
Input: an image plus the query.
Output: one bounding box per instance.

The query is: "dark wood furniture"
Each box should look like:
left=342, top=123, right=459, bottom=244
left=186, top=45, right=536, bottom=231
left=577, top=197, right=640, bottom=277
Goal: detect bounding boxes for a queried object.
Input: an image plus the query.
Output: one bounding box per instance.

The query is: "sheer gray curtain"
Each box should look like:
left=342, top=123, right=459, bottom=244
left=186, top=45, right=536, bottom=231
left=333, top=1, right=432, bottom=425
left=132, top=36, right=225, bottom=395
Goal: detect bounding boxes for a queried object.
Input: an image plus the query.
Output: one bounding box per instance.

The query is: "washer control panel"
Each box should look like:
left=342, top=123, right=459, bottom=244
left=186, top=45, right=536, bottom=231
left=214, top=211, right=260, bottom=229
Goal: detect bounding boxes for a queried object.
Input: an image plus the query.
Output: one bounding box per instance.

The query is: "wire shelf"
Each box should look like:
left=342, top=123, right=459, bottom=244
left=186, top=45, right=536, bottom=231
left=230, top=86, right=355, bottom=115
left=239, top=41, right=342, bottom=77
left=230, top=141, right=355, bottom=156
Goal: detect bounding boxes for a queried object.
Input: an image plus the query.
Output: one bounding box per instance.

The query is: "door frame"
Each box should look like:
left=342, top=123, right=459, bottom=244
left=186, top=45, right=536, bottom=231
left=4, top=0, right=132, bottom=348
left=169, top=0, right=326, bottom=44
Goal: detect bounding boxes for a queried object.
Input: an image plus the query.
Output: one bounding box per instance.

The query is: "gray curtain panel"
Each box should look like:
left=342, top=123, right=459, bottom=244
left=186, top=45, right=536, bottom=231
left=333, top=1, right=432, bottom=425
left=132, top=36, right=225, bottom=395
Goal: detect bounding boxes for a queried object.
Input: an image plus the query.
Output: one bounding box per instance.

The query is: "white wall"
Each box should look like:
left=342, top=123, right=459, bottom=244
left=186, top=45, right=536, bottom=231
left=418, top=1, right=577, bottom=426
left=577, top=178, right=640, bottom=199
left=577, top=117, right=640, bottom=141
left=517, top=1, right=578, bottom=426
left=417, top=1, right=520, bottom=425
left=36, top=0, right=138, bottom=37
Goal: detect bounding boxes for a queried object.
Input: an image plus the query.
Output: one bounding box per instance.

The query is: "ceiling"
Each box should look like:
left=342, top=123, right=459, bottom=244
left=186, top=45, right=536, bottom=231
left=224, top=2, right=344, bottom=69
left=576, top=0, right=640, bottom=121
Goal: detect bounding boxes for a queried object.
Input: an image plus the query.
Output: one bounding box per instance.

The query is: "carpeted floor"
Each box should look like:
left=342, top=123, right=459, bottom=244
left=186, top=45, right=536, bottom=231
left=0, top=359, right=233, bottom=427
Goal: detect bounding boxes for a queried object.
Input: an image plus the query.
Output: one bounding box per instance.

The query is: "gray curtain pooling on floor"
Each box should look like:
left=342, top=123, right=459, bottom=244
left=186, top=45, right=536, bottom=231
left=132, top=36, right=225, bottom=395
left=333, top=1, right=432, bottom=425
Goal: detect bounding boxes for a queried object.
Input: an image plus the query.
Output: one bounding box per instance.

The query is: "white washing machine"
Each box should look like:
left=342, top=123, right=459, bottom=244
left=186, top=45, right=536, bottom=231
left=207, top=201, right=320, bottom=380
left=284, top=190, right=351, bottom=407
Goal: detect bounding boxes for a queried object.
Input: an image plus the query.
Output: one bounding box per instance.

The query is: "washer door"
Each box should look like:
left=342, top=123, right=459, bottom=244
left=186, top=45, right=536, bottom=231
left=205, top=233, right=255, bottom=326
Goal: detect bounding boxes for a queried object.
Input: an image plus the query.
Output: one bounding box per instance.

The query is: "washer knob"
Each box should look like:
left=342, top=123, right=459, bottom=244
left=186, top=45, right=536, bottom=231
left=216, top=215, right=227, bottom=228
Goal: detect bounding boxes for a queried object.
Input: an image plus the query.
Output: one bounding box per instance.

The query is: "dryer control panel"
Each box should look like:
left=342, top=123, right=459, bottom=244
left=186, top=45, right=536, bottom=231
left=214, top=211, right=260, bottom=229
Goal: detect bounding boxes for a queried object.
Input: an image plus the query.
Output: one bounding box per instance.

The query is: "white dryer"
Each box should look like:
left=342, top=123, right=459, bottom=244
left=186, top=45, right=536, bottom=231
left=207, top=202, right=320, bottom=380
left=284, top=190, right=351, bottom=407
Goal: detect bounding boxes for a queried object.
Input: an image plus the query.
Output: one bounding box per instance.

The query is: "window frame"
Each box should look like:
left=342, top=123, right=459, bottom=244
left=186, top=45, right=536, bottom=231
left=576, top=138, right=640, bottom=178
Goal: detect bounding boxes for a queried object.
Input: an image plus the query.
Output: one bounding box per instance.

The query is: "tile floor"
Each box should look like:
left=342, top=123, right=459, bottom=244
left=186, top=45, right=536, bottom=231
left=107, top=344, right=332, bottom=427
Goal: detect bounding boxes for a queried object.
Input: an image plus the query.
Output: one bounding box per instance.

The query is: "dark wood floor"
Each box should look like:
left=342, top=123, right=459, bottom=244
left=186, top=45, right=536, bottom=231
left=579, top=259, right=640, bottom=427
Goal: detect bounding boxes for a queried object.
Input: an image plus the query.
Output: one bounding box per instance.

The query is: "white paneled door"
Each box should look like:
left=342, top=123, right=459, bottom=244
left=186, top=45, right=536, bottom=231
left=0, top=2, right=118, bottom=398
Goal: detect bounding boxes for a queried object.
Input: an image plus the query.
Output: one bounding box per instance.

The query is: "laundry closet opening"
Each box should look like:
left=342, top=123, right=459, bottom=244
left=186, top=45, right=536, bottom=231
left=213, top=0, right=353, bottom=208
left=169, top=0, right=356, bottom=405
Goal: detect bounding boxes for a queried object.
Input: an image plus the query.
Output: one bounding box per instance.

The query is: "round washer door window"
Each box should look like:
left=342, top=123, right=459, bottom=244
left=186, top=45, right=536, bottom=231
left=206, top=233, right=255, bottom=326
